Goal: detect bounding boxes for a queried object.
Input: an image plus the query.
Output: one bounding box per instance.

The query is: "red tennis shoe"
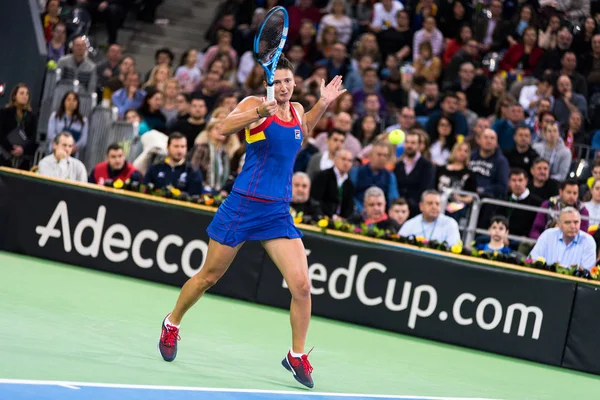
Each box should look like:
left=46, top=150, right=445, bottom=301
left=281, top=348, right=314, bottom=389
left=158, top=313, right=180, bottom=362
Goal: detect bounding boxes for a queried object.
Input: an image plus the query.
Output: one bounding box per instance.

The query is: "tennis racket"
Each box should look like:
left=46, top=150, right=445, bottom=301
left=253, top=6, right=289, bottom=101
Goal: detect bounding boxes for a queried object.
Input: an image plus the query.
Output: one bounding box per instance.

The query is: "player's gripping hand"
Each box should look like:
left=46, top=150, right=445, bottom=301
left=257, top=99, right=278, bottom=118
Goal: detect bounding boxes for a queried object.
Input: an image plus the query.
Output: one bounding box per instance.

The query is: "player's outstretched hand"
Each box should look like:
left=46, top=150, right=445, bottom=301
left=258, top=99, right=278, bottom=118
left=320, top=75, right=347, bottom=106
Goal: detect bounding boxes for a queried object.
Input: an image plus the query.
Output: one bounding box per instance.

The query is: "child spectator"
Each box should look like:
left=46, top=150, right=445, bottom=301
left=175, top=49, right=202, bottom=94
left=476, top=216, right=513, bottom=254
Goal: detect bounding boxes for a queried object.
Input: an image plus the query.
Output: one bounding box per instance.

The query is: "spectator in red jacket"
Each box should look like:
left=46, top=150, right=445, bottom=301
left=288, top=0, right=322, bottom=43
left=89, top=143, right=142, bottom=185
left=500, top=26, right=544, bottom=76
left=443, top=25, right=473, bottom=67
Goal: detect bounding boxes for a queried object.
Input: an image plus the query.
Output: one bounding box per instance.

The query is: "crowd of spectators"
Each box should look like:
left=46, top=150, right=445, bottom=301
left=4, top=0, right=600, bottom=270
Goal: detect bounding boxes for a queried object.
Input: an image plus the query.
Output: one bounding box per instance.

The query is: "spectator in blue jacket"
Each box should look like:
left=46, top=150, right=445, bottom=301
left=350, top=141, right=399, bottom=211
left=112, top=72, right=146, bottom=119
left=469, top=128, right=509, bottom=199
left=144, top=132, right=204, bottom=195
left=491, top=104, right=525, bottom=150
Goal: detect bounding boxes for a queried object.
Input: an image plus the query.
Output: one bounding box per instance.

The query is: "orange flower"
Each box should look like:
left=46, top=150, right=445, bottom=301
left=591, top=266, right=599, bottom=275
left=203, top=195, right=214, bottom=206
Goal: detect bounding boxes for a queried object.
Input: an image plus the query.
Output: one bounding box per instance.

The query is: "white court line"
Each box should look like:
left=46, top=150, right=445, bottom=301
left=58, top=384, right=80, bottom=390
left=0, top=378, right=501, bottom=400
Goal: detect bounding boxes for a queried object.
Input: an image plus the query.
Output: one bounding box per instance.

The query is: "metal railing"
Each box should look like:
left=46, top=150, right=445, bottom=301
left=572, top=143, right=597, bottom=163
left=441, top=188, right=591, bottom=246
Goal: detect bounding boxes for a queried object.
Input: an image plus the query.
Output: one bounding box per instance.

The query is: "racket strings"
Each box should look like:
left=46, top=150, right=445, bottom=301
left=257, top=11, right=285, bottom=64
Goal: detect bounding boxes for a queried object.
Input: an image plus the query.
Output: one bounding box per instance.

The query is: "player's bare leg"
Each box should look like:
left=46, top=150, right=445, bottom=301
left=262, top=238, right=314, bottom=388
left=158, top=239, right=243, bottom=361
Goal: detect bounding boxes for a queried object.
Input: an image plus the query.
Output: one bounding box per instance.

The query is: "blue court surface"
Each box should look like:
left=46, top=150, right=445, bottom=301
left=0, top=380, right=497, bottom=400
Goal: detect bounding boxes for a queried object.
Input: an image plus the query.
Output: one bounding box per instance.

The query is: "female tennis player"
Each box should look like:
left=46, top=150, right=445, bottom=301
left=158, top=57, right=346, bottom=389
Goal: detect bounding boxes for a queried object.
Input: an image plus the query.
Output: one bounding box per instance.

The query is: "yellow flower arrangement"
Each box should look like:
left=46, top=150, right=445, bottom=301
left=451, top=243, right=463, bottom=254
left=415, top=236, right=426, bottom=243
left=113, top=179, right=124, bottom=189
left=170, top=188, right=181, bottom=197
left=536, top=257, right=546, bottom=264
left=317, top=218, right=329, bottom=228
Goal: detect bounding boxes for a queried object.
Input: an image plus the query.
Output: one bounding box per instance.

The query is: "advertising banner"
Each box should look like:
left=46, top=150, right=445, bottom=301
left=0, top=171, right=264, bottom=301
left=257, top=233, right=576, bottom=366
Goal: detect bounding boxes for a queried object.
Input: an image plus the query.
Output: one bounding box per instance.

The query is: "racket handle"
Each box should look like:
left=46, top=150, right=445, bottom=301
left=266, top=85, right=274, bottom=101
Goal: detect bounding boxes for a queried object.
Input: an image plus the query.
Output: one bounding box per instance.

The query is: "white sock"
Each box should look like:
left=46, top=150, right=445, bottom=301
left=165, top=316, right=179, bottom=328
left=290, top=348, right=304, bottom=358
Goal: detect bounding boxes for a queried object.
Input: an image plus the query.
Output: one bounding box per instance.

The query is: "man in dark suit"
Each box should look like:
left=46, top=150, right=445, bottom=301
left=394, top=130, right=435, bottom=216
left=500, top=168, right=543, bottom=239
left=311, top=149, right=355, bottom=219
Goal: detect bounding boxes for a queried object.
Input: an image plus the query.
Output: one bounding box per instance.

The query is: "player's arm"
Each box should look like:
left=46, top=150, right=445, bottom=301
left=302, top=75, right=346, bottom=136
left=221, top=96, right=278, bottom=136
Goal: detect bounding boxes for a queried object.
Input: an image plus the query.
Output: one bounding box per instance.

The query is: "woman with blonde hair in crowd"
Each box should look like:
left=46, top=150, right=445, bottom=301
left=482, top=74, right=506, bottom=117
left=413, top=41, right=442, bottom=82
left=189, top=119, right=231, bottom=194
left=143, top=63, right=172, bottom=92
left=317, top=0, right=353, bottom=45
left=317, top=25, right=339, bottom=59
left=194, top=108, right=241, bottom=152
left=161, top=78, right=180, bottom=124
left=352, top=32, right=381, bottom=69
left=414, top=128, right=431, bottom=160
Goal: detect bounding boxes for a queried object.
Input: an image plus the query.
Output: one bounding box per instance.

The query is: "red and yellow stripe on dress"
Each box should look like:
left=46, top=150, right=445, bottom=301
left=245, top=127, right=266, bottom=144
left=245, top=117, right=271, bottom=144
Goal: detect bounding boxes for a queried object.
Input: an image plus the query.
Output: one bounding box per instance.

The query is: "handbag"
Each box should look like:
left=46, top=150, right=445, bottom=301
left=7, top=127, right=28, bottom=147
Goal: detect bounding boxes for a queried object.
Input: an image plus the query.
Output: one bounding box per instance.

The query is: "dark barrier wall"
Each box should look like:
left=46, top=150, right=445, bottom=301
left=563, top=284, right=600, bottom=375
left=0, top=0, right=47, bottom=110
left=0, top=168, right=598, bottom=375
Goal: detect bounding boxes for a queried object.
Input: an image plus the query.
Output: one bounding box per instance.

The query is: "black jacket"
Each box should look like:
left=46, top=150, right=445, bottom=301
left=500, top=192, right=544, bottom=237
left=310, top=167, right=355, bottom=219
left=394, top=156, right=435, bottom=215
left=0, top=107, right=38, bottom=163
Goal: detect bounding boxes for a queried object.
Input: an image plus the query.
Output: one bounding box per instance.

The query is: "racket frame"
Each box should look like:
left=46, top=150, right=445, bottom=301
left=253, top=6, right=289, bottom=101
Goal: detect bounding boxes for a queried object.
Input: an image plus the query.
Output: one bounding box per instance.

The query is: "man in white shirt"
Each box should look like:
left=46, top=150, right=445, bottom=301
left=306, top=130, right=345, bottom=179
left=518, top=76, right=554, bottom=118
left=399, top=190, right=462, bottom=246
left=370, top=0, right=404, bottom=32
left=38, top=132, right=88, bottom=183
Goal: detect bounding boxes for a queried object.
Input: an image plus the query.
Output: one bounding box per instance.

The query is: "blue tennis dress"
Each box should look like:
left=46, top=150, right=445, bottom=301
left=207, top=104, right=304, bottom=246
